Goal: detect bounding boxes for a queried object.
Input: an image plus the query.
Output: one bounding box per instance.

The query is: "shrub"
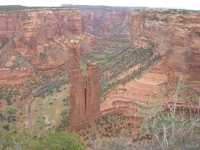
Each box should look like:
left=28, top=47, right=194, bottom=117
left=7, top=106, right=16, bottom=114
left=0, top=126, right=86, bottom=150
left=61, top=109, right=68, bottom=116
left=3, top=124, right=9, bottom=131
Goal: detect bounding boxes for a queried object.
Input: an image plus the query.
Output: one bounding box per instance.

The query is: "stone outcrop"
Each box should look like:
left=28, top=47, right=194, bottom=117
left=85, top=60, right=100, bottom=123
left=68, top=40, right=87, bottom=130
left=69, top=40, right=100, bottom=131
left=130, top=10, right=200, bottom=91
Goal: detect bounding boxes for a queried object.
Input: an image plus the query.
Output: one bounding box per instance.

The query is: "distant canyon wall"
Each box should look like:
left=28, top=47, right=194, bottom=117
left=1, top=8, right=200, bottom=90
left=130, top=10, right=200, bottom=90
left=83, top=9, right=131, bottom=36
left=0, top=8, right=132, bottom=84
left=0, top=8, right=85, bottom=84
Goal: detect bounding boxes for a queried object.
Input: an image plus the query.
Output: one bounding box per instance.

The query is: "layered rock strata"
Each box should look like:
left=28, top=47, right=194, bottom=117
left=69, top=40, right=100, bottom=130
left=130, top=10, right=200, bottom=91
left=83, top=9, right=131, bottom=36
left=85, top=60, right=100, bottom=123
left=0, top=8, right=85, bottom=83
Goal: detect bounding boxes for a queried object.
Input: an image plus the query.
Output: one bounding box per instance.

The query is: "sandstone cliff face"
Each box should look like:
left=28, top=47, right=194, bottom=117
left=83, top=9, right=131, bottom=36
left=0, top=8, right=84, bottom=63
left=69, top=41, right=100, bottom=130
left=68, top=40, right=87, bottom=130
left=85, top=60, right=100, bottom=123
left=0, top=8, right=85, bottom=84
left=0, top=8, right=131, bottom=84
left=130, top=10, right=200, bottom=90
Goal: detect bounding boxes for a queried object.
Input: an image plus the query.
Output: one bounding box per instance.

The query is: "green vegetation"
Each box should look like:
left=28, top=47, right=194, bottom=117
left=100, top=44, right=162, bottom=100
left=3, top=124, right=9, bottom=131
left=0, top=126, right=85, bottom=150
left=101, top=36, right=130, bottom=43
left=61, top=109, right=68, bottom=116
left=31, top=83, right=70, bottom=136
left=98, top=59, right=107, bottom=66
left=78, top=113, right=138, bottom=146
left=6, top=106, right=16, bottom=114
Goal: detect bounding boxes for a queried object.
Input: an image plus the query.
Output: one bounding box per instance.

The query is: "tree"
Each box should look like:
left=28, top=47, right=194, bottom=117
left=3, top=126, right=38, bottom=149
left=0, top=126, right=86, bottom=150
left=130, top=77, right=200, bottom=149
left=35, top=132, right=86, bottom=150
left=7, top=106, right=16, bottom=114
left=89, top=77, right=200, bottom=150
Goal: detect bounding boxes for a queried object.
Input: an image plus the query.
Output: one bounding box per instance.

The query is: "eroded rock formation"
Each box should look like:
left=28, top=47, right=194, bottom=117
left=85, top=60, right=100, bottom=123
left=130, top=10, right=200, bottom=91
left=0, top=8, right=85, bottom=84
left=69, top=40, right=100, bottom=130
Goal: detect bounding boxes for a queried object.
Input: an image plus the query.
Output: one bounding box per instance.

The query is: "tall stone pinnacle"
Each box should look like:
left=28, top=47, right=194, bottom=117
left=68, top=40, right=100, bottom=131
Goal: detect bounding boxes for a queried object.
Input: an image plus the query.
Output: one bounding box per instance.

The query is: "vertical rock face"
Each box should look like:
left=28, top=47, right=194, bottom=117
left=83, top=9, right=131, bottom=36
left=86, top=60, right=100, bottom=124
left=0, top=8, right=86, bottom=84
left=0, top=9, right=85, bottom=65
left=130, top=10, right=200, bottom=91
left=68, top=40, right=87, bottom=130
left=69, top=40, right=100, bottom=131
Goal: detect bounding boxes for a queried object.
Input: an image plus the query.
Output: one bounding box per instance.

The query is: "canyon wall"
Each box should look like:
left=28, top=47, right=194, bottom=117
left=130, top=10, right=200, bottom=90
left=0, top=7, right=132, bottom=84
left=69, top=40, right=100, bottom=131
left=83, top=9, right=131, bottom=36
left=0, top=8, right=85, bottom=84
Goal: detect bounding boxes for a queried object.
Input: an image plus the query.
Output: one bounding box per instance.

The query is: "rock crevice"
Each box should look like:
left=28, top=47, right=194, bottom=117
left=68, top=40, right=100, bottom=130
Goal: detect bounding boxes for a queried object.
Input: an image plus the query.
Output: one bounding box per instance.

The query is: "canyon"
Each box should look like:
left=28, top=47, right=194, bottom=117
left=101, top=9, right=200, bottom=116
left=0, top=6, right=199, bottom=146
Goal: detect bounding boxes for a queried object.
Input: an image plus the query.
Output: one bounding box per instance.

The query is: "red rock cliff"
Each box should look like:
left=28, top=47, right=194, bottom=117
left=0, top=8, right=85, bottom=84
left=85, top=60, right=100, bottom=124
left=83, top=9, right=131, bottom=36
left=69, top=40, right=100, bottom=131
left=68, top=40, right=87, bottom=130
left=130, top=10, right=200, bottom=90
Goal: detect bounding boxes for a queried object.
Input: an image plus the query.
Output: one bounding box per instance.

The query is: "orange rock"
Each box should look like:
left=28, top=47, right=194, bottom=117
left=85, top=60, right=100, bottom=124
left=83, top=9, right=131, bottom=36
left=0, top=8, right=85, bottom=83
left=130, top=10, right=200, bottom=91
left=68, top=41, right=100, bottom=131
left=5, top=56, right=16, bottom=67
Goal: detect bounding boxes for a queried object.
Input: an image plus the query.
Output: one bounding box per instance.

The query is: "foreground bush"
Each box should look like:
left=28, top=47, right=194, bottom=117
left=0, top=127, right=86, bottom=150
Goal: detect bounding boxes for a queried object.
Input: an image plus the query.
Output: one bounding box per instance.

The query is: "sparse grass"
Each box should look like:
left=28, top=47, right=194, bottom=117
left=31, top=84, right=70, bottom=137
left=78, top=113, right=143, bottom=145
left=98, top=59, right=107, bottom=66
